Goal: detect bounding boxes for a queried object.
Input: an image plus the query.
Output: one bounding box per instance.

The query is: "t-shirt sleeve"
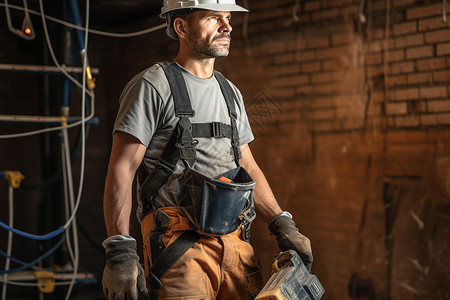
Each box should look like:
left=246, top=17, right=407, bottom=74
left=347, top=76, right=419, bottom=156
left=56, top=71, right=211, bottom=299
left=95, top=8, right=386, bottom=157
left=113, top=74, right=163, bottom=147
left=231, top=84, right=254, bottom=146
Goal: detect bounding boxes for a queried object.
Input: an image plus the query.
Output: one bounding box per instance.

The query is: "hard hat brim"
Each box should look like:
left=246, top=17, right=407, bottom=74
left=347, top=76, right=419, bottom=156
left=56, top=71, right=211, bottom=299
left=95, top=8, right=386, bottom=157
left=160, top=4, right=248, bottom=18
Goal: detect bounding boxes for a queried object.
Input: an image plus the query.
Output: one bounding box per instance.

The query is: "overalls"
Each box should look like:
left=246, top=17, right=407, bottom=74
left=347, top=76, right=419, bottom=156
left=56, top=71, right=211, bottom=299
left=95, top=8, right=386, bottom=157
left=138, top=62, right=263, bottom=300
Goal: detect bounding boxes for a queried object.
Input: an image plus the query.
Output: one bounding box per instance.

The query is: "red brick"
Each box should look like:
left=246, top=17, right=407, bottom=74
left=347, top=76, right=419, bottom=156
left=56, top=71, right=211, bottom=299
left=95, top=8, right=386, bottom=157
left=316, top=45, right=353, bottom=59
left=417, top=57, right=446, bottom=71
left=406, top=45, right=434, bottom=59
left=305, top=1, right=321, bottom=11
left=421, top=114, right=437, bottom=126
left=311, top=8, right=340, bottom=22
left=408, top=72, right=433, bottom=84
left=367, top=103, right=383, bottom=116
left=323, top=59, right=342, bottom=71
left=313, top=120, right=336, bottom=132
left=386, top=130, right=429, bottom=143
left=312, top=72, right=333, bottom=84
left=296, top=86, right=314, bottom=94
left=302, top=62, right=321, bottom=73
left=393, top=21, right=417, bottom=36
left=274, top=53, right=295, bottom=64
left=428, top=100, right=450, bottom=113
left=386, top=102, right=408, bottom=115
left=295, top=51, right=316, bottom=62
left=393, top=88, right=419, bottom=101
left=366, top=53, right=382, bottom=65
left=279, top=64, right=301, bottom=75
left=371, top=92, right=385, bottom=103
left=324, top=0, right=353, bottom=8
left=434, top=70, right=450, bottom=82
left=437, top=42, right=450, bottom=56
left=437, top=113, right=450, bottom=124
left=387, top=75, right=407, bottom=87
left=311, top=108, right=335, bottom=120
left=271, top=87, right=295, bottom=99
left=414, top=100, right=428, bottom=113
left=394, top=34, right=424, bottom=48
left=390, top=61, right=415, bottom=74
left=418, top=16, right=450, bottom=32
left=309, top=96, right=335, bottom=109
left=271, top=75, right=309, bottom=87
left=407, top=3, right=443, bottom=19
left=393, top=0, right=415, bottom=6
left=387, top=49, right=405, bottom=62
left=395, top=115, right=420, bottom=127
left=420, top=86, right=448, bottom=99
left=425, top=29, right=450, bottom=44
left=332, top=32, right=354, bottom=46
left=370, top=29, right=386, bottom=40
left=369, top=40, right=383, bottom=52
left=306, top=36, right=330, bottom=49
left=368, top=66, right=383, bottom=77
left=370, top=0, right=386, bottom=11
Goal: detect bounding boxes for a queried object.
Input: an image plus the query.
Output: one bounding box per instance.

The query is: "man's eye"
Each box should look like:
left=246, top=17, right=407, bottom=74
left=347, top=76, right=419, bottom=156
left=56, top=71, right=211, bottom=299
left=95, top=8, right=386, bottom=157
left=208, top=17, right=219, bottom=23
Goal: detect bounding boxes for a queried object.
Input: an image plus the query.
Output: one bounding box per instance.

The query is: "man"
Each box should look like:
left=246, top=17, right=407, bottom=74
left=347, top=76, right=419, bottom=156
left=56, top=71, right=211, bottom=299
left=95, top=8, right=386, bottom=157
left=102, top=1, right=313, bottom=299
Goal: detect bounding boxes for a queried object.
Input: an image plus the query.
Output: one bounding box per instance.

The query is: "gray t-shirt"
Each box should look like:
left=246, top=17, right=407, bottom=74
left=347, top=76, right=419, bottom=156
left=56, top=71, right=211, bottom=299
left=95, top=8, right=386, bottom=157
left=113, top=63, right=254, bottom=221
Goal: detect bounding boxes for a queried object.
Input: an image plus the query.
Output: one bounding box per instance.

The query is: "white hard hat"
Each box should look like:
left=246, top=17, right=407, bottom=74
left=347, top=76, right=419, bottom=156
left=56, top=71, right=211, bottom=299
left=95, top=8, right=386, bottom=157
left=161, top=0, right=248, bottom=39
left=160, top=0, right=248, bottom=18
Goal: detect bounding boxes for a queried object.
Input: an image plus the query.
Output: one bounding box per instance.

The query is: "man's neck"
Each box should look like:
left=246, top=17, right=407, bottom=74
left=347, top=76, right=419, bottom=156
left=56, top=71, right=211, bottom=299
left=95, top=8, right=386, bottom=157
left=173, top=54, right=216, bottom=79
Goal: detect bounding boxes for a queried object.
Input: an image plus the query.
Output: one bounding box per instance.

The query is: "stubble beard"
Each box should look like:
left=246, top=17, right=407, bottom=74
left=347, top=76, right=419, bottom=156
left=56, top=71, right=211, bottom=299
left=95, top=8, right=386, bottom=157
left=189, top=32, right=231, bottom=58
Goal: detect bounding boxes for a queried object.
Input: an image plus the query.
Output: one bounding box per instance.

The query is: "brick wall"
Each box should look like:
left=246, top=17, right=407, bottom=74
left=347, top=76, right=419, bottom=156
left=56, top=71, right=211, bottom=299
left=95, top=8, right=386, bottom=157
left=213, top=0, right=450, bottom=299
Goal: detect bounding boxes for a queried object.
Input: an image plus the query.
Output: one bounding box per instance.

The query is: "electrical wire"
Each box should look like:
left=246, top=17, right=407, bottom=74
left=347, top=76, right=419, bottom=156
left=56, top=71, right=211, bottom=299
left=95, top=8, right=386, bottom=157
left=0, top=0, right=96, bottom=140
left=1, top=186, right=14, bottom=300
left=61, top=0, right=91, bottom=296
left=292, top=0, right=300, bottom=22
left=61, top=127, right=80, bottom=300
left=0, top=1, right=92, bottom=296
left=0, top=2, right=166, bottom=38
left=0, top=0, right=93, bottom=241
left=0, top=235, right=66, bottom=274
left=444, top=0, right=447, bottom=23
left=4, top=0, right=36, bottom=40
left=0, top=222, right=65, bottom=240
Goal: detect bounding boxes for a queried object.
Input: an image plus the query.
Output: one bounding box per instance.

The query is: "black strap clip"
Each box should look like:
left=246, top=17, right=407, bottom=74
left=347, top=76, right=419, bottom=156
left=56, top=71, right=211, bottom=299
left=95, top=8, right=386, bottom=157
left=155, top=158, right=176, bottom=175
left=212, top=122, right=222, bottom=137
left=177, top=143, right=197, bottom=161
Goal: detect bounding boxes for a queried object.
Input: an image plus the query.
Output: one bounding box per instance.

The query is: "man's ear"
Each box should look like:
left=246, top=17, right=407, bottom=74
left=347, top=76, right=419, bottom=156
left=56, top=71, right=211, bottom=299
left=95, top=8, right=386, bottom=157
left=173, top=18, right=187, bottom=39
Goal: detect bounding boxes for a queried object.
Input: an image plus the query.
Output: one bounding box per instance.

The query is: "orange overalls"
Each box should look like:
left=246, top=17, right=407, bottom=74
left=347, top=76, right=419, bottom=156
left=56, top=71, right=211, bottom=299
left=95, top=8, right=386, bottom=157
left=141, top=207, right=264, bottom=300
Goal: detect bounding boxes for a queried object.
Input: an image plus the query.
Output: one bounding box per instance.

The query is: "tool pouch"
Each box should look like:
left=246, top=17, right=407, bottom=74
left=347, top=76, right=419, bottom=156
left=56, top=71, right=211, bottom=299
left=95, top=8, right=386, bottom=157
left=177, top=165, right=255, bottom=236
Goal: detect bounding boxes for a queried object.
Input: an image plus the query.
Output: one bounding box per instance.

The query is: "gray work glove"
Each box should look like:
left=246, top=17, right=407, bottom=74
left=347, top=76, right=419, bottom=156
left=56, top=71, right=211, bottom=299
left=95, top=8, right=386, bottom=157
left=268, top=212, right=313, bottom=272
left=102, top=238, right=148, bottom=300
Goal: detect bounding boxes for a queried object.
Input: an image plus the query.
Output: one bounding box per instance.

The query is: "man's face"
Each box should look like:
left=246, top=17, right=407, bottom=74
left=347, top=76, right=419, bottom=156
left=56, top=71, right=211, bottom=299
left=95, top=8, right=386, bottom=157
left=186, top=10, right=233, bottom=58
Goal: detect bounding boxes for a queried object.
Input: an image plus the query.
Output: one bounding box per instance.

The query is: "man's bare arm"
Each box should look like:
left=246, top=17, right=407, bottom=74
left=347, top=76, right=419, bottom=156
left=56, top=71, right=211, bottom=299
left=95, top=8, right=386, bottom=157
left=239, top=144, right=282, bottom=224
left=103, top=131, right=147, bottom=237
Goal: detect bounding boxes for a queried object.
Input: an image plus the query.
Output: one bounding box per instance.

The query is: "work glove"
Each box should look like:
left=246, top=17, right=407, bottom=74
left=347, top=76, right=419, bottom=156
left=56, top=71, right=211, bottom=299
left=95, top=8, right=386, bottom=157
left=102, top=238, right=148, bottom=300
left=268, top=212, right=313, bottom=272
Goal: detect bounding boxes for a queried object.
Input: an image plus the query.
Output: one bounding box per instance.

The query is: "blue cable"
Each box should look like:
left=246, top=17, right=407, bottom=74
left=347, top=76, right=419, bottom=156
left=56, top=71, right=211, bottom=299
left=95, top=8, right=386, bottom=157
left=0, top=235, right=65, bottom=274
left=0, top=222, right=65, bottom=240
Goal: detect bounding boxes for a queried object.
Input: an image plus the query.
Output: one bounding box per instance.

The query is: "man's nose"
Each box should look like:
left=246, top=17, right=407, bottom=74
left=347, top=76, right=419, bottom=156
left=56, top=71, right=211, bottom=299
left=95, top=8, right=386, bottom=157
left=219, top=19, right=232, bottom=33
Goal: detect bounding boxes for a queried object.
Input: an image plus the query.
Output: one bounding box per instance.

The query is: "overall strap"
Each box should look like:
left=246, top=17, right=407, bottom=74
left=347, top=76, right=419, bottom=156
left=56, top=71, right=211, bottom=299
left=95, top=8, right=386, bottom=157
left=213, top=70, right=242, bottom=162
left=138, top=62, right=241, bottom=205
left=148, top=230, right=201, bottom=300
left=161, top=62, right=197, bottom=167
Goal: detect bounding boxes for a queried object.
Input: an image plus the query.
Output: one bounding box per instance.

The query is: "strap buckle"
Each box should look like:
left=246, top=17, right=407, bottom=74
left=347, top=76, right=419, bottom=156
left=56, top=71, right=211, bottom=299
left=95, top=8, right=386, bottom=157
left=212, top=122, right=222, bottom=137
left=155, top=158, right=176, bottom=175
left=176, top=141, right=198, bottom=161
left=242, top=207, right=256, bottom=223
